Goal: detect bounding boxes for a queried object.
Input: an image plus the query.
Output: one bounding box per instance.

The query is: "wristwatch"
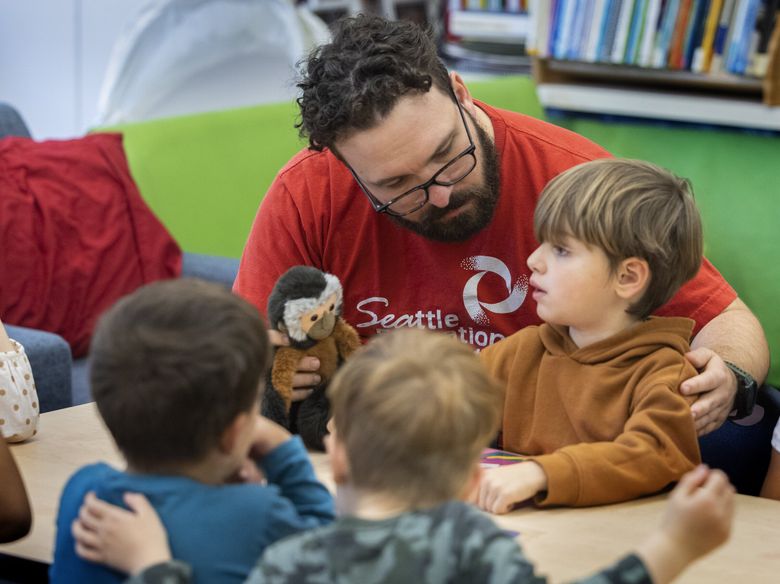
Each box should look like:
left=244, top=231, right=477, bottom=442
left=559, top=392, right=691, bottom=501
left=725, top=361, right=758, bottom=420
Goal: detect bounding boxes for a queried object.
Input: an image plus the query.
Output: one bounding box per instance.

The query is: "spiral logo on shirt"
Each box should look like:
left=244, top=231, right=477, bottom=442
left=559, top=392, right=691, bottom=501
left=461, top=256, right=528, bottom=326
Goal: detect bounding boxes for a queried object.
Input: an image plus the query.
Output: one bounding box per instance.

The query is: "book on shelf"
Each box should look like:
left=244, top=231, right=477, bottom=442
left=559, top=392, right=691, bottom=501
left=527, top=0, right=550, bottom=55
left=450, top=0, right=528, bottom=10
left=668, top=0, right=693, bottom=69
left=682, top=0, right=711, bottom=69
left=750, top=0, right=780, bottom=75
left=600, top=1, right=624, bottom=61
left=626, top=0, right=649, bottom=65
left=611, top=0, right=637, bottom=62
left=547, top=0, right=563, bottom=56
left=739, top=0, right=765, bottom=72
left=653, top=0, right=683, bottom=67
left=710, top=0, right=738, bottom=71
left=526, top=0, right=776, bottom=78
left=692, top=0, right=725, bottom=72
left=554, top=0, right=577, bottom=59
left=584, top=0, right=609, bottom=62
left=569, top=0, right=593, bottom=60
left=638, top=0, right=664, bottom=67
left=724, top=0, right=749, bottom=72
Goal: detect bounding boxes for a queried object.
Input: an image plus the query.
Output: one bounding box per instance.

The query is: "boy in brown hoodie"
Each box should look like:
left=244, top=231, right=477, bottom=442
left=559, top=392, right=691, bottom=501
left=478, top=158, right=704, bottom=512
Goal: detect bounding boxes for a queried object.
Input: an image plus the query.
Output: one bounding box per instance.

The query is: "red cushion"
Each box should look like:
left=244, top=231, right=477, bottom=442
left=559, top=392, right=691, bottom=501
left=0, top=132, right=182, bottom=356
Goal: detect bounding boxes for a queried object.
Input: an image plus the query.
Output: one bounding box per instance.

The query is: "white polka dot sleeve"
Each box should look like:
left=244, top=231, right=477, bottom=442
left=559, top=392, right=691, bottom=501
left=773, top=418, right=780, bottom=453
left=0, top=340, right=40, bottom=442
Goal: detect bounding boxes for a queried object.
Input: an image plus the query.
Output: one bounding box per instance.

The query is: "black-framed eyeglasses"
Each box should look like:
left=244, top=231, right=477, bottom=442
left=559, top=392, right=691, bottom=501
left=343, top=91, right=478, bottom=217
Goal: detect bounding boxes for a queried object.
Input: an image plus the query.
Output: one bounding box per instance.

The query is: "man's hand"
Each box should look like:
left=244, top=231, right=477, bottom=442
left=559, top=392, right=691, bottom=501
left=474, top=462, right=547, bottom=515
left=683, top=297, right=769, bottom=436
left=681, top=348, right=737, bottom=436
left=268, top=329, right=320, bottom=402
left=73, top=492, right=171, bottom=575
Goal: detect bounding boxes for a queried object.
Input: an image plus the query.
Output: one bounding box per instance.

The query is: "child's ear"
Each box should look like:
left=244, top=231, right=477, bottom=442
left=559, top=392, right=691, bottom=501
left=615, top=257, right=650, bottom=301
left=325, top=427, right=350, bottom=485
left=219, top=412, right=251, bottom=455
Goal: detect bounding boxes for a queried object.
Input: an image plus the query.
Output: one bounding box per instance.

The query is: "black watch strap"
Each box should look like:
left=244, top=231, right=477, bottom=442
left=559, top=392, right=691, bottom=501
left=725, top=361, right=758, bottom=419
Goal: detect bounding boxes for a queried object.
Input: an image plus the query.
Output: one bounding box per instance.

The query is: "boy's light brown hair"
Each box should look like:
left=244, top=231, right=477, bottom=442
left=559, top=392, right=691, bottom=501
left=327, top=328, right=502, bottom=507
left=535, top=158, right=703, bottom=319
left=90, top=279, right=270, bottom=471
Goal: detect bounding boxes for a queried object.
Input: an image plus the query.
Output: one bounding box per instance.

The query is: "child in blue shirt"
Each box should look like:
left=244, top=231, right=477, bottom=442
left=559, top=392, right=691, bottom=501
left=50, top=279, right=334, bottom=584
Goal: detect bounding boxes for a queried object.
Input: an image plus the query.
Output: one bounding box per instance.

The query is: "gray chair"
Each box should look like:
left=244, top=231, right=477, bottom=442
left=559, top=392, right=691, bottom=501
left=1, top=102, right=240, bottom=410
left=0, top=103, right=31, bottom=139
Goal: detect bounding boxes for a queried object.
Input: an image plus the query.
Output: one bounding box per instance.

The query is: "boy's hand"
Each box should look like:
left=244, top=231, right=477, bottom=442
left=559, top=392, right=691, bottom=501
left=226, top=458, right=265, bottom=484
left=636, top=465, right=734, bottom=584
left=475, top=462, right=548, bottom=514
left=249, top=415, right=292, bottom=459
left=72, top=492, right=171, bottom=575
left=662, top=464, right=735, bottom=559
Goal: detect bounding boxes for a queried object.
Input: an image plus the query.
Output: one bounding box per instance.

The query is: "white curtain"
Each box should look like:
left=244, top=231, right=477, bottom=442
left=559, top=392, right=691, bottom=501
left=96, top=0, right=330, bottom=125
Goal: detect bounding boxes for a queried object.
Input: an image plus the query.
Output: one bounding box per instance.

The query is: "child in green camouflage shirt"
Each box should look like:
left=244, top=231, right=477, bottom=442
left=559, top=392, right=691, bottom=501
left=73, top=328, right=733, bottom=584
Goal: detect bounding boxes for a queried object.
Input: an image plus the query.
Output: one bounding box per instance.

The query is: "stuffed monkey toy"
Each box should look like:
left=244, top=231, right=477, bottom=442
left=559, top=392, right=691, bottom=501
left=264, top=266, right=361, bottom=450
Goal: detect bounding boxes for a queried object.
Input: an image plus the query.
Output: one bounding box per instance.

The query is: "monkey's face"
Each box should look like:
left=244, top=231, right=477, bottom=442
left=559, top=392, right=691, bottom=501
left=299, top=292, right=338, bottom=341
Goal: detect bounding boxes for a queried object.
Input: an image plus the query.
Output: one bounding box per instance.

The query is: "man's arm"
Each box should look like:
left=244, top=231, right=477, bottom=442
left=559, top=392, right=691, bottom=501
left=683, top=298, right=769, bottom=435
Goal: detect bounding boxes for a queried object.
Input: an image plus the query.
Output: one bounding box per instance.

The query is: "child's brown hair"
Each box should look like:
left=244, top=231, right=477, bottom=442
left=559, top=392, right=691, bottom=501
left=535, top=158, right=703, bottom=319
left=90, top=279, right=269, bottom=471
left=327, top=328, right=502, bottom=507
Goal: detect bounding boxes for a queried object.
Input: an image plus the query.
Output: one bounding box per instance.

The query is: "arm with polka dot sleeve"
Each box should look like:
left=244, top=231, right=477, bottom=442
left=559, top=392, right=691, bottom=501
left=0, top=319, right=32, bottom=541
left=0, top=319, right=40, bottom=442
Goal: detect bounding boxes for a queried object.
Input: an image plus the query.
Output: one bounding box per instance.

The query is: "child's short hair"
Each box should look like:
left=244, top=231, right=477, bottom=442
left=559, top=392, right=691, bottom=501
left=90, top=279, right=269, bottom=470
left=535, top=158, right=703, bottom=319
left=328, top=328, right=502, bottom=506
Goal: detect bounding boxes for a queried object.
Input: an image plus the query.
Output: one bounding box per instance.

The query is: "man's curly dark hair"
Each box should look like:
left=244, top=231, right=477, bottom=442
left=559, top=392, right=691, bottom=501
left=296, top=15, right=453, bottom=151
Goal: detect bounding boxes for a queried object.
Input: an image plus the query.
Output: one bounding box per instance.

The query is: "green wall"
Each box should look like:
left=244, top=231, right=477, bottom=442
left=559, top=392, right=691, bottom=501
left=113, top=101, right=304, bottom=259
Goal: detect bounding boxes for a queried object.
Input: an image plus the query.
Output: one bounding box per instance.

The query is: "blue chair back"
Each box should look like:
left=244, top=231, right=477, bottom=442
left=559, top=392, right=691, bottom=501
left=700, top=385, right=780, bottom=495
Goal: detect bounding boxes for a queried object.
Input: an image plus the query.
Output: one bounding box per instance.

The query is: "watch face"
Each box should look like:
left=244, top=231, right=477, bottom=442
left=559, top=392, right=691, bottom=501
left=739, top=371, right=758, bottom=392
left=725, top=361, right=758, bottom=419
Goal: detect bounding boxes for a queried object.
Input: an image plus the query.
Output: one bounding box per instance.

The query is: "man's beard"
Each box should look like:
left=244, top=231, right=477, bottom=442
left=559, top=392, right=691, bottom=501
left=389, top=115, right=500, bottom=243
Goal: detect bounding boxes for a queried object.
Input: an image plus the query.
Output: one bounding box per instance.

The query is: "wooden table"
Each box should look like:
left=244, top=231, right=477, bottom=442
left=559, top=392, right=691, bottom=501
left=2, top=405, right=779, bottom=583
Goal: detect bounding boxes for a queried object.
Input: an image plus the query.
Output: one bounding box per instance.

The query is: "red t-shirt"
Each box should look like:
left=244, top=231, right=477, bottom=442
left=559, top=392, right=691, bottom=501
left=235, top=102, right=735, bottom=349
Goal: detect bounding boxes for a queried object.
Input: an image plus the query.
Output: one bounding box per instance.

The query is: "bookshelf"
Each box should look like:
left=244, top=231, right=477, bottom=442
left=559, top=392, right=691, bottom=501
left=440, top=3, right=532, bottom=71
left=304, top=0, right=432, bottom=22
left=528, top=1, right=780, bottom=131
